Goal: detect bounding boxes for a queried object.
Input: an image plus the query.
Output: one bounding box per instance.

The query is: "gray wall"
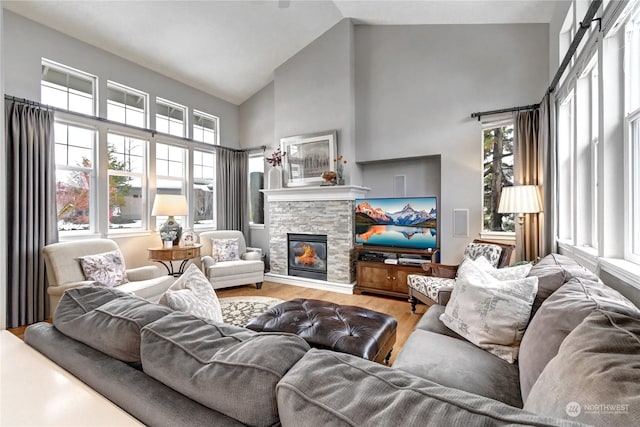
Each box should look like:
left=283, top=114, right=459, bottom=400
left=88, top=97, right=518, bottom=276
left=240, top=21, right=549, bottom=263
left=1, top=5, right=7, bottom=329
left=361, top=156, right=441, bottom=199
left=354, top=24, right=548, bottom=263
left=3, top=11, right=240, bottom=147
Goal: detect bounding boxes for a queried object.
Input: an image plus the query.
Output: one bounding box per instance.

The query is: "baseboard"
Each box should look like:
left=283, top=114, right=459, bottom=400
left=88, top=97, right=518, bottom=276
left=264, top=273, right=355, bottom=294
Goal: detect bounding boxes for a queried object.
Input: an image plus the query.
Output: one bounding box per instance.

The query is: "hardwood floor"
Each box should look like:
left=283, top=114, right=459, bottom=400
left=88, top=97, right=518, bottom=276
left=216, top=281, right=428, bottom=365
left=8, top=282, right=429, bottom=365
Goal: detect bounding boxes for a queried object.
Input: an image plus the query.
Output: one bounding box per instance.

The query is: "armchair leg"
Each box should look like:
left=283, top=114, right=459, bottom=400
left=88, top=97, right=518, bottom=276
left=409, top=296, right=418, bottom=314
left=256, top=282, right=263, bottom=290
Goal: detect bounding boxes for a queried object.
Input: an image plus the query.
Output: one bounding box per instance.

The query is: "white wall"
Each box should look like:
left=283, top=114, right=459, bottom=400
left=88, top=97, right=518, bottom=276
left=3, top=11, right=240, bottom=147
left=354, top=24, right=549, bottom=262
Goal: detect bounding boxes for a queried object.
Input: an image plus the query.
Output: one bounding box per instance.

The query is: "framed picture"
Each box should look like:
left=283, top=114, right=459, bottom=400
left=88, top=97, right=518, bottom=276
left=179, top=231, right=197, bottom=247
left=280, top=131, right=337, bottom=187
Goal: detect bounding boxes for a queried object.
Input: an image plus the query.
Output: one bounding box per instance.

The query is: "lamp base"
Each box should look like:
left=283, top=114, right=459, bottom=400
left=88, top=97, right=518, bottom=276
left=160, top=216, right=182, bottom=245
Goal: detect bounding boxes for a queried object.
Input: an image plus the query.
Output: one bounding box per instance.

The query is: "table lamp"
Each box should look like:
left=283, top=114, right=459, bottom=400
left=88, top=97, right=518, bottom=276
left=151, top=194, right=188, bottom=246
left=498, top=185, right=543, bottom=227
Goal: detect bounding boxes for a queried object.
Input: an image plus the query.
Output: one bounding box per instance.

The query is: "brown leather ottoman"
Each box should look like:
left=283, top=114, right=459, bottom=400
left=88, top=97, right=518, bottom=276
left=246, top=298, right=397, bottom=363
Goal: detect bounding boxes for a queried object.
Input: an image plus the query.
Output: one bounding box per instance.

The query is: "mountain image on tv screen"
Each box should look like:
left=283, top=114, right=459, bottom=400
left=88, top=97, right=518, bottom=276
left=354, top=197, right=437, bottom=249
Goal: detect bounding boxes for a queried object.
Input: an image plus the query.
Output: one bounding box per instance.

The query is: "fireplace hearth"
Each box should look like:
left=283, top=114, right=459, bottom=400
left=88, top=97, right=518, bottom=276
left=288, top=233, right=328, bottom=281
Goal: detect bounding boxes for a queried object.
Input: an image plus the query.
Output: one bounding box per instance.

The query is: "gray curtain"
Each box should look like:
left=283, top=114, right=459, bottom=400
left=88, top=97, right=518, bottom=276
left=514, top=108, right=542, bottom=261
left=216, top=149, right=248, bottom=235
left=5, top=100, right=58, bottom=327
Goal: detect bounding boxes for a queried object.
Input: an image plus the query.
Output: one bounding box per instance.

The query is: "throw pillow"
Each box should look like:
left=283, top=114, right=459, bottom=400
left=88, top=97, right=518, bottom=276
left=463, top=243, right=503, bottom=267
left=161, top=264, right=223, bottom=322
left=78, top=249, right=129, bottom=288
left=440, top=260, right=538, bottom=363
left=466, top=256, right=533, bottom=280
left=211, top=238, right=240, bottom=263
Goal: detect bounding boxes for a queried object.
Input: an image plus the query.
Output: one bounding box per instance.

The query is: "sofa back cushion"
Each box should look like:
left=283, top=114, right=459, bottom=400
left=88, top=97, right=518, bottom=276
left=54, top=286, right=172, bottom=362
left=277, top=349, right=582, bottom=427
left=140, top=312, right=310, bottom=427
left=524, top=309, right=640, bottom=425
left=519, top=276, right=638, bottom=402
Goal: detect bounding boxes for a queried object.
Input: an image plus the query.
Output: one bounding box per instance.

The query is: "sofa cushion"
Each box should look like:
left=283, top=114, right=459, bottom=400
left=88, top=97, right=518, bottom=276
left=394, top=329, right=523, bottom=408
left=78, top=249, right=129, bottom=287
left=54, top=287, right=172, bottom=362
left=211, top=238, right=240, bottom=262
left=141, top=312, right=310, bottom=427
left=519, top=276, right=639, bottom=403
left=160, top=264, right=223, bottom=322
left=524, top=309, right=640, bottom=425
left=441, top=260, right=538, bottom=363
left=414, top=304, right=465, bottom=340
left=277, top=349, right=578, bottom=427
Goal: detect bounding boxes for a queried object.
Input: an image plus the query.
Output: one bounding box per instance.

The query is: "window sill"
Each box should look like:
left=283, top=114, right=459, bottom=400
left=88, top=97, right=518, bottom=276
left=600, top=258, right=640, bottom=289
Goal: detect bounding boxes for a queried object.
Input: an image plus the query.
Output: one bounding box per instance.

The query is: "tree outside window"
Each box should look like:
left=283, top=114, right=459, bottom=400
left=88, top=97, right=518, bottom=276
left=483, top=123, right=515, bottom=232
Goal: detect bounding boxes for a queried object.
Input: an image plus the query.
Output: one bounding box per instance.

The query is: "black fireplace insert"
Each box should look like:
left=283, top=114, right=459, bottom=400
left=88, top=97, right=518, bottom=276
left=288, top=233, right=328, bottom=281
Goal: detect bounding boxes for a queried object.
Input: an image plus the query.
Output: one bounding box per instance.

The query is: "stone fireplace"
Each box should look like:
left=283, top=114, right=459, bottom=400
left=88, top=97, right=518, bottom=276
left=262, top=186, right=369, bottom=292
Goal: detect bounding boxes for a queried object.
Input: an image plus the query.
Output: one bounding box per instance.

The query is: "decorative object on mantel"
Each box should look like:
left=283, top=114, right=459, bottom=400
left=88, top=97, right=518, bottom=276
left=266, top=147, right=286, bottom=189
left=321, top=170, right=337, bottom=186
left=334, top=155, right=347, bottom=185
left=152, top=194, right=188, bottom=246
left=280, top=130, right=337, bottom=187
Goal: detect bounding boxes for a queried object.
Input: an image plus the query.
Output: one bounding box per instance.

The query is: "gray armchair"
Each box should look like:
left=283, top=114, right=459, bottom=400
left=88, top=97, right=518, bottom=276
left=199, top=230, right=264, bottom=290
left=43, top=239, right=174, bottom=314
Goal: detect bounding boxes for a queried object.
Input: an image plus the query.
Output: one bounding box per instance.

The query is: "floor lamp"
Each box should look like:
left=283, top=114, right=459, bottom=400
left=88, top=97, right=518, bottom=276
left=498, top=185, right=543, bottom=261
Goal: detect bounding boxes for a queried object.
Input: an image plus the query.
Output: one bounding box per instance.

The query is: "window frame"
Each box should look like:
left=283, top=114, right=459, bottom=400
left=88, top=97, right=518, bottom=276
left=107, top=81, right=149, bottom=128
left=156, top=97, right=187, bottom=138
left=193, top=109, right=220, bottom=145
left=41, top=59, right=97, bottom=115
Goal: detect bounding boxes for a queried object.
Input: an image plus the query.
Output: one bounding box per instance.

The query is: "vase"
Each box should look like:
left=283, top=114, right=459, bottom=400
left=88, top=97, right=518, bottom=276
left=268, top=166, right=282, bottom=189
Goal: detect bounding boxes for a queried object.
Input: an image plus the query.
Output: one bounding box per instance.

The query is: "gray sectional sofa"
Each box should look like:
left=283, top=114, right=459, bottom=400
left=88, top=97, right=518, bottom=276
left=25, top=254, right=640, bottom=426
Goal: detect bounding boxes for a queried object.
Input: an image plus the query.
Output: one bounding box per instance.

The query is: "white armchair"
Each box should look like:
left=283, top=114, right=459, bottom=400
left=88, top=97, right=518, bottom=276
left=43, top=239, right=174, bottom=314
left=199, top=230, right=264, bottom=290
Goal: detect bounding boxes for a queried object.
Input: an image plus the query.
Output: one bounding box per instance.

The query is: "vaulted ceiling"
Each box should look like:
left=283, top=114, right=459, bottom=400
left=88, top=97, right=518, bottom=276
left=3, top=1, right=563, bottom=105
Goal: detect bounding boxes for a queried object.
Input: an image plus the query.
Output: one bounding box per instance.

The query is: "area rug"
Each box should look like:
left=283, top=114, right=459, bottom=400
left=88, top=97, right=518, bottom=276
left=219, top=296, right=285, bottom=327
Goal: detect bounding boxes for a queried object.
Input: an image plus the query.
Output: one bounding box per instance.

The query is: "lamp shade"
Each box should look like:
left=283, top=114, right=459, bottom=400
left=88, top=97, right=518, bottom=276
left=151, top=194, right=188, bottom=216
left=498, top=185, right=542, bottom=214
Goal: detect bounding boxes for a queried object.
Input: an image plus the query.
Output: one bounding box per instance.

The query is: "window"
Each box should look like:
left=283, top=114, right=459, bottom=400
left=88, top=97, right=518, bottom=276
left=54, top=122, right=96, bottom=233
left=249, top=154, right=265, bottom=225
left=41, top=59, right=96, bottom=115
left=156, top=142, right=187, bottom=226
left=107, top=82, right=147, bottom=127
left=156, top=98, right=187, bottom=137
left=557, top=92, right=576, bottom=242
left=482, top=122, right=515, bottom=233
left=193, top=150, right=216, bottom=229
left=107, top=133, right=147, bottom=230
left=626, top=6, right=640, bottom=263
left=193, top=110, right=219, bottom=145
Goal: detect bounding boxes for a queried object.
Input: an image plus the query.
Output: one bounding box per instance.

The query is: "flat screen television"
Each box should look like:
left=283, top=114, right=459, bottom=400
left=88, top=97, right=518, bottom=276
left=354, top=197, right=437, bottom=250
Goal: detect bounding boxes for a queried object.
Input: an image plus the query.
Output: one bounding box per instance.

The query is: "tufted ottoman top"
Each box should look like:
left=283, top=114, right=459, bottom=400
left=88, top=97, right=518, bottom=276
left=246, top=298, right=397, bottom=363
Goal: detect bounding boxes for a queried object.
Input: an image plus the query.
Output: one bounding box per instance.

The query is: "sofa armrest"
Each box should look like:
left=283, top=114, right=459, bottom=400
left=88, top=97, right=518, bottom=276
left=126, top=266, right=162, bottom=281
left=429, top=263, right=459, bottom=279
left=201, top=255, right=216, bottom=270
left=46, top=281, right=95, bottom=296
left=242, top=251, right=262, bottom=261
left=436, top=286, right=454, bottom=305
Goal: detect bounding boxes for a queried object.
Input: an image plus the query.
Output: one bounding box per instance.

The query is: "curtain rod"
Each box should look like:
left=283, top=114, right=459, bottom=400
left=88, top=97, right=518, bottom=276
left=470, top=0, right=602, bottom=121
left=4, top=94, right=246, bottom=153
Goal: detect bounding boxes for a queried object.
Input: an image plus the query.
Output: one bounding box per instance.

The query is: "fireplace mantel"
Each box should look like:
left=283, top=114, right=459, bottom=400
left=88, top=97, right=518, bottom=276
left=262, top=185, right=370, bottom=202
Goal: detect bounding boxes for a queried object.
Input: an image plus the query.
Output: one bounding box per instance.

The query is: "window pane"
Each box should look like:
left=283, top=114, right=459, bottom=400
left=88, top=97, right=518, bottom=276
left=156, top=99, right=186, bottom=137
left=193, top=149, right=215, bottom=228
left=193, top=110, right=218, bottom=145
left=55, top=123, right=95, bottom=168
left=56, top=169, right=91, bottom=232
left=483, top=124, right=515, bottom=232
left=109, top=175, right=142, bottom=229
left=108, top=134, right=146, bottom=174
left=41, top=61, right=95, bottom=115
left=107, top=82, right=147, bottom=127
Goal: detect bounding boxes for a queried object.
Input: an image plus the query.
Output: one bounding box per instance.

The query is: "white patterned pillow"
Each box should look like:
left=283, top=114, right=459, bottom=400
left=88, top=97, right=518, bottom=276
left=162, top=264, right=223, bottom=322
left=464, top=256, right=532, bottom=280
left=211, top=238, right=240, bottom=263
left=79, top=250, right=129, bottom=288
left=441, top=260, right=538, bottom=363
left=463, top=243, right=503, bottom=267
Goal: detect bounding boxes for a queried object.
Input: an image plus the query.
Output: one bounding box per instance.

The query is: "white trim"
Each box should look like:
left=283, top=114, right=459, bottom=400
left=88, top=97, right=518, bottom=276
left=479, top=231, right=516, bottom=242
left=261, top=185, right=370, bottom=202
left=250, top=223, right=265, bottom=230
left=600, top=257, right=640, bottom=290
left=265, top=273, right=355, bottom=294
